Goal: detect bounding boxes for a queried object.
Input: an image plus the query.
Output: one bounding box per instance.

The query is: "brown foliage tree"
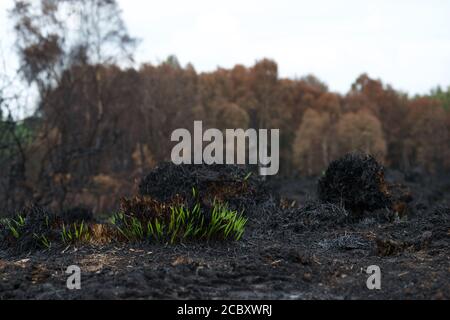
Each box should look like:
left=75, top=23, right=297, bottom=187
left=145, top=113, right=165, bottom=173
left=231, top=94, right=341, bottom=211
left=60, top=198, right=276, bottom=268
left=293, top=109, right=331, bottom=175
left=404, top=98, right=449, bottom=173
left=335, top=110, right=387, bottom=161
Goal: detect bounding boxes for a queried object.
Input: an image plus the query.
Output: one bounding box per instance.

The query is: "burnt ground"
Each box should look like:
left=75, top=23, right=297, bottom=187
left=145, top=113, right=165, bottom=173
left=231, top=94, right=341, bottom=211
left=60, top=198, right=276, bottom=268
left=0, top=169, right=449, bottom=300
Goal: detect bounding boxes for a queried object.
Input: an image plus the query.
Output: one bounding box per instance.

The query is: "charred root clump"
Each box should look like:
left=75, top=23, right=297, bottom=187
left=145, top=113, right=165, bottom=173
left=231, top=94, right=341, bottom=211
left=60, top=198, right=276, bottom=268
left=138, top=162, right=272, bottom=215
left=61, top=207, right=95, bottom=224
left=317, top=153, right=392, bottom=215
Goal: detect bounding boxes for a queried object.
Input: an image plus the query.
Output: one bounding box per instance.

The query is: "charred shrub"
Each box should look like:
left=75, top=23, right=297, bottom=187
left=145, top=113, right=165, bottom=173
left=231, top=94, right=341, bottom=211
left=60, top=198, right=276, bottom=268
left=119, top=195, right=181, bottom=221
left=318, top=153, right=391, bottom=214
left=62, top=207, right=94, bottom=224
left=138, top=163, right=270, bottom=214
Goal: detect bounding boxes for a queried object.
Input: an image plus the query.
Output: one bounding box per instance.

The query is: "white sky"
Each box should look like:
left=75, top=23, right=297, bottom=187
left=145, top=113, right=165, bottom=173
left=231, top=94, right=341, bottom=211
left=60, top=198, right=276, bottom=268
left=1, top=0, right=450, bottom=95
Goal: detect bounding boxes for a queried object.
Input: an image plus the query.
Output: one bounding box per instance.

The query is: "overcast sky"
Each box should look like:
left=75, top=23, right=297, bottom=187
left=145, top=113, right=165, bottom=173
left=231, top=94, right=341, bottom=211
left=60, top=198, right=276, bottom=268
left=1, top=0, right=450, bottom=95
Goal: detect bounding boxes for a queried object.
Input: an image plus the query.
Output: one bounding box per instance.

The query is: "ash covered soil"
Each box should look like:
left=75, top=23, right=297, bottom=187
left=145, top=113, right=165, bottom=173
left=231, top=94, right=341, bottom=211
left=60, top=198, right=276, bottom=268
left=1, top=157, right=449, bottom=300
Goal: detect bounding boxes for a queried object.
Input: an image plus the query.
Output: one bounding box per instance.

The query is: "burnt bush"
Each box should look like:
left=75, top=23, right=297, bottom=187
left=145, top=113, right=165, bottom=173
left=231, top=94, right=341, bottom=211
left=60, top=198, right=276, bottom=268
left=119, top=196, right=179, bottom=222
left=138, top=163, right=271, bottom=215
left=317, top=153, right=392, bottom=214
left=61, top=207, right=95, bottom=224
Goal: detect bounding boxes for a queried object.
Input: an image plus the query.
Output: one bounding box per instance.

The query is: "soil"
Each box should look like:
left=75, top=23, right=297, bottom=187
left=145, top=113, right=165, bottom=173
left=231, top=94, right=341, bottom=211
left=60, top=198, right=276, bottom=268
left=0, top=165, right=449, bottom=300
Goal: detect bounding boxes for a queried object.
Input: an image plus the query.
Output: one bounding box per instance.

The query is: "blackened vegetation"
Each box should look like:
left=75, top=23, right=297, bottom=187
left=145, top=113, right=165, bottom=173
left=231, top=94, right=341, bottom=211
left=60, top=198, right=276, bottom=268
left=139, top=163, right=273, bottom=215
left=0, top=205, right=101, bottom=252
left=0, top=154, right=443, bottom=250
left=61, top=207, right=94, bottom=224
left=120, top=196, right=179, bottom=222
left=0, top=205, right=62, bottom=251
left=375, top=206, right=450, bottom=257
left=318, top=153, right=391, bottom=214
left=280, top=202, right=350, bottom=232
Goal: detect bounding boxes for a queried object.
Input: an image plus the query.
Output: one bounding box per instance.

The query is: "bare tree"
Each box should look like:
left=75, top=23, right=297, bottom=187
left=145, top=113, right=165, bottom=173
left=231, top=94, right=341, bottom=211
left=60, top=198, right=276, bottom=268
left=6, top=0, right=137, bottom=212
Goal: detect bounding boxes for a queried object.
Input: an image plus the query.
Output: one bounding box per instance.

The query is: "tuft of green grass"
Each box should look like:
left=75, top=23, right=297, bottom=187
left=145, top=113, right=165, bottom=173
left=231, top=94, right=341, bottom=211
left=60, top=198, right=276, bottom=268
left=207, top=200, right=247, bottom=241
left=33, top=233, right=51, bottom=249
left=1, top=213, right=99, bottom=249
left=111, top=213, right=145, bottom=242
left=112, top=199, right=247, bottom=244
left=1, top=215, right=25, bottom=239
left=61, top=221, right=91, bottom=244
